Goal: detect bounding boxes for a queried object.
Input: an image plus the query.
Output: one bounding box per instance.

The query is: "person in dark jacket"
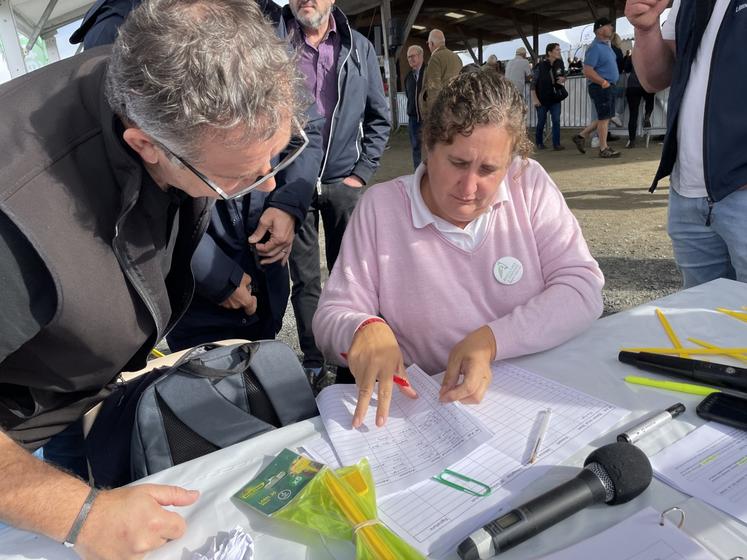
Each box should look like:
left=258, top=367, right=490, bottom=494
left=404, top=44, right=425, bottom=169
left=0, top=0, right=306, bottom=557
left=278, top=0, right=391, bottom=382
left=70, top=0, right=283, bottom=47
left=531, top=43, right=566, bottom=150
left=623, top=59, right=655, bottom=149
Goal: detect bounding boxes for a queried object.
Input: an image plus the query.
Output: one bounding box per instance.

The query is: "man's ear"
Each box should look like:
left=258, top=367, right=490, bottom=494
left=122, top=127, right=162, bottom=165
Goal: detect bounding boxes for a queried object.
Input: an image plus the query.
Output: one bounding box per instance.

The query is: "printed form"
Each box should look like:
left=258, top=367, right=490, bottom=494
left=538, top=507, right=717, bottom=560
left=308, top=362, right=629, bottom=557
left=651, top=423, right=747, bottom=524
left=315, top=364, right=493, bottom=496
left=376, top=363, right=629, bottom=557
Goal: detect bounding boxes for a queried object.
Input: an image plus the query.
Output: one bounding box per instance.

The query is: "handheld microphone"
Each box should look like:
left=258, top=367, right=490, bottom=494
left=457, top=442, right=652, bottom=559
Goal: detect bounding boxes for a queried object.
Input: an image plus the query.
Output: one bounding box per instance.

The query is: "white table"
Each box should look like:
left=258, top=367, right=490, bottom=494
left=2, top=279, right=747, bottom=559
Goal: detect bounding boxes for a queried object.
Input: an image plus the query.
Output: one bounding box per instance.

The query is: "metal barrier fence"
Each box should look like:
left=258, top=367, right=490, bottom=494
left=394, top=75, right=669, bottom=139
left=525, top=75, right=669, bottom=137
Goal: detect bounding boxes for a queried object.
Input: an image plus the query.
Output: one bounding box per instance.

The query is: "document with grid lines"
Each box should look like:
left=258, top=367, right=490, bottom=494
left=315, top=364, right=494, bottom=496
left=376, top=362, right=629, bottom=557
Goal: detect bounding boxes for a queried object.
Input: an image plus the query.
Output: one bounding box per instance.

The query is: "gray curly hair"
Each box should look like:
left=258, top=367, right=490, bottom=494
left=106, top=0, right=306, bottom=161
left=423, top=70, right=533, bottom=161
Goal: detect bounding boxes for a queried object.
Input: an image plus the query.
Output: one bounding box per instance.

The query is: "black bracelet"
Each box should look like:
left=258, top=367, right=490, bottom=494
left=63, top=487, right=99, bottom=548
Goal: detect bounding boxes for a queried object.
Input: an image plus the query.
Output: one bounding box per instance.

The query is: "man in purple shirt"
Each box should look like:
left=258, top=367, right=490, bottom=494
left=278, top=0, right=390, bottom=387
left=292, top=2, right=340, bottom=147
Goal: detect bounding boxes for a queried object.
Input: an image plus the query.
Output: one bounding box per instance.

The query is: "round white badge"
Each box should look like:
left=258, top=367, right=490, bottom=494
left=493, top=256, right=523, bottom=285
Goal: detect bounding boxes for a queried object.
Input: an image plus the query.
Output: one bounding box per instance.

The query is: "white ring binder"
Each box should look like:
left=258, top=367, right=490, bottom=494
left=660, top=506, right=685, bottom=529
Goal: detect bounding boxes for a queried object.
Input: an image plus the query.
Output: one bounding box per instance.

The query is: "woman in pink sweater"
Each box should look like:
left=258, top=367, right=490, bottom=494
left=312, top=71, right=604, bottom=428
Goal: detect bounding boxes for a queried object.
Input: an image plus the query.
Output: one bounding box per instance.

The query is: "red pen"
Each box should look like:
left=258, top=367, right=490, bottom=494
left=339, top=353, right=410, bottom=388
left=393, top=375, right=411, bottom=388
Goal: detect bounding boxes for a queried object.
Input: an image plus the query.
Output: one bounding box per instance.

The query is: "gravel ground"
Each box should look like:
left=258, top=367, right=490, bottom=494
left=156, top=127, right=681, bottom=357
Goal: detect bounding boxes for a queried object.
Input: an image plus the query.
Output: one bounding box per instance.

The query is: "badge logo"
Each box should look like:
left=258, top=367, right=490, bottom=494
left=493, top=257, right=523, bottom=285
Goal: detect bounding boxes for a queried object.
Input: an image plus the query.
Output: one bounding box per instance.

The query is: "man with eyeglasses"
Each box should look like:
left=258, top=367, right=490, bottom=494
left=405, top=44, right=426, bottom=169
left=0, top=0, right=306, bottom=557
left=163, top=118, right=324, bottom=352
left=70, top=0, right=323, bottom=355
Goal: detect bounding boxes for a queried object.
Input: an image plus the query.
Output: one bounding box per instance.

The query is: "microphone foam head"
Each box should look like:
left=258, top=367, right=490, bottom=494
left=584, top=442, right=652, bottom=505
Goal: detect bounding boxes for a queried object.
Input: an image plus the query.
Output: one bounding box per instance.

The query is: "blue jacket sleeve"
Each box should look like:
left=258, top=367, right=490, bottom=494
left=69, top=0, right=141, bottom=48
left=351, top=38, right=391, bottom=185
left=190, top=227, right=244, bottom=304
left=265, top=105, right=324, bottom=226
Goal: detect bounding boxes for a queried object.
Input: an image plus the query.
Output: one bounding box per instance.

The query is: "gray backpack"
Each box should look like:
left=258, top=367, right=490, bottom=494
left=130, top=340, right=317, bottom=480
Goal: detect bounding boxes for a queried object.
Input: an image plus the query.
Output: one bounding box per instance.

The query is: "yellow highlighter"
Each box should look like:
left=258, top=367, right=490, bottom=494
left=625, top=375, right=720, bottom=397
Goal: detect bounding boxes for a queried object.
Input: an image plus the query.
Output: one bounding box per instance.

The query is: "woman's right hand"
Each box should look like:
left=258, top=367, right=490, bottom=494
left=346, top=321, right=417, bottom=428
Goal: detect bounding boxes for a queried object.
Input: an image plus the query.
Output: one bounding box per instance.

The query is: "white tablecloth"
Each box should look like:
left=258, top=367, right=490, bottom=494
left=2, top=279, right=747, bottom=559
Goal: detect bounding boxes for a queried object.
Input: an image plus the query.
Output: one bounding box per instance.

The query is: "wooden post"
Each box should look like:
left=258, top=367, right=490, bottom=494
left=380, top=0, right=398, bottom=128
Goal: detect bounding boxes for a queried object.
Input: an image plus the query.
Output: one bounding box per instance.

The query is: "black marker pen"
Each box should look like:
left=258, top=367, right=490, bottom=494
left=617, top=403, right=686, bottom=444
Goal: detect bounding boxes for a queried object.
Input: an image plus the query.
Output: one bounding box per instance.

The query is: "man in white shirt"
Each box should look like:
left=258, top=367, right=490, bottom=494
left=505, top=46, right=532, bottom=96
left=626, top=0, right=747, bottom=287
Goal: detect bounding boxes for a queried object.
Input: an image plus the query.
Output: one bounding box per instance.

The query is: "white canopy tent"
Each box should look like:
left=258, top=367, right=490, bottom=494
left=0, top=0, right=92, bottom=79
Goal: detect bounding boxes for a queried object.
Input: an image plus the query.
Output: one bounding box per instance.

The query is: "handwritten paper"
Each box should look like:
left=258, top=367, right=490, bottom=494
left=315, top=364, right=493, bottom=496
left=376, top=362, right=629, bottom=557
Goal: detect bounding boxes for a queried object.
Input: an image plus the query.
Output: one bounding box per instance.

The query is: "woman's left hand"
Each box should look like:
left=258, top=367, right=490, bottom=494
left=439, top=326, right=497, bottom=404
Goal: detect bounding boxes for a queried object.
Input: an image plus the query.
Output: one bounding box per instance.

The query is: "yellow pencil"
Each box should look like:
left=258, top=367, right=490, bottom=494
left=687, top=337, right=747, bottom=362
left=150, top=348, right=165, bottom=359
left=621, top=347, right=747, bottom=355
left=322, top=470, right=394, bottom=560
left=716, top=307, right=747, bottom=322
left=655, top=308, right=685, bottom=356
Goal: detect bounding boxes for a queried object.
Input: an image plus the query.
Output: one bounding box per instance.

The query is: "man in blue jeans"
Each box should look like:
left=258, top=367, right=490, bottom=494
left=573, top=17, right=621, bottom=158
left=626, top=0, right=747, bottom=288
left=531, top=43, right=566, bottom=151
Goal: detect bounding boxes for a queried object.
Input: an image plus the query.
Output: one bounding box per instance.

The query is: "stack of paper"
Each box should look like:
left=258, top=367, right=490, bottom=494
left=315, top=365, right=493, bottom=496
left=538, top=507, right=717, bottom=560
left=651, top=423, right=747, bottom=524
left=309, top=362, right=630, bottom=557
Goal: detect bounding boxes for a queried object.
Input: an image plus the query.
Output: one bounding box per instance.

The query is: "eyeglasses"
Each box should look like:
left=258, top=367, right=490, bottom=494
left=160, top=120, right=309, bottom=200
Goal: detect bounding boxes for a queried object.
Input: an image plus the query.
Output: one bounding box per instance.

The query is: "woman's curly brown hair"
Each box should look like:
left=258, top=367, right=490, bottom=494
left=422, top=71, right=533, bottom=161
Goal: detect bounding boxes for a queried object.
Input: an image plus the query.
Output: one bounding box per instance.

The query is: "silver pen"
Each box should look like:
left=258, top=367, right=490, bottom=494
left=617, top=403, right=686, bottom=444
left=529, top=408, right=552, bottom=464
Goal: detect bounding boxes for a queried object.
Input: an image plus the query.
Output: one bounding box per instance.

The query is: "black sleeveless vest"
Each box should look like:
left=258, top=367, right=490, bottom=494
left=0, top=49, right=211, bottom=448
left=651, top=0, right=747, bottom=202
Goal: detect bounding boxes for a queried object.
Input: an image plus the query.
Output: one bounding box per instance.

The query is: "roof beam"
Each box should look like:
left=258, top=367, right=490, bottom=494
left=585, top=0, right=600, bottom=21
left=23, top=0, right=59, bottom=55
left=422, top=0, right=572, bottom=30
left=400, top=13, right=508, bottom=44
left=510, top=9, right=537, bottom=62
left=455, top=25, right=479, bottom=63
left=337, top=0, right=382, bottom=16
left=394, top=0, right=424, bottom=59
left=45, top=5, right=93, bottom=33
